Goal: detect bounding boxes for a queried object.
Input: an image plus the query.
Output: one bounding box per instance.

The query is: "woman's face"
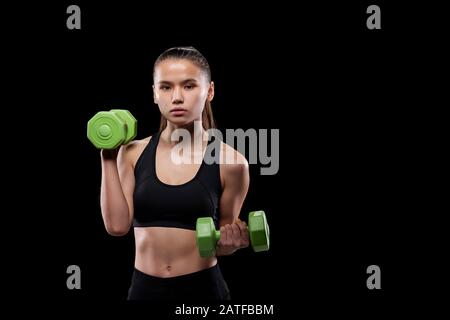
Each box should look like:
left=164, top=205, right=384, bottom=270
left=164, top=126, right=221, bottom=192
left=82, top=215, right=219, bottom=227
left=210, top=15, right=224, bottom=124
left=153, top=59, right=214, bottom=128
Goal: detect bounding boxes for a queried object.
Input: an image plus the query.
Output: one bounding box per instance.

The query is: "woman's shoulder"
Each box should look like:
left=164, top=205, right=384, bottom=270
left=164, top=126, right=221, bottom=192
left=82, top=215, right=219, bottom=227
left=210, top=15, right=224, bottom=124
left=120, top=136, right=153, bottom=168
left=219, top=141, right=249, bottom=176
left=123, top=135, right=152, bottom=151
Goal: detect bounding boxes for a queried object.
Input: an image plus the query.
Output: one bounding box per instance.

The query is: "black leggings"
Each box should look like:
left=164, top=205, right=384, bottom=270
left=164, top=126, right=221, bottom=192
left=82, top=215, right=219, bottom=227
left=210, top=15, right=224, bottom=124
left=127, top=264, right=231, bottom=301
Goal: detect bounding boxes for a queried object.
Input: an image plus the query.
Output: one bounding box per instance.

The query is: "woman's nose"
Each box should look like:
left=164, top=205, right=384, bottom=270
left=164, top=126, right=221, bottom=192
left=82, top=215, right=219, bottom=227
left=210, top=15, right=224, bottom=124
left=172, top=87, right=184, bottom=104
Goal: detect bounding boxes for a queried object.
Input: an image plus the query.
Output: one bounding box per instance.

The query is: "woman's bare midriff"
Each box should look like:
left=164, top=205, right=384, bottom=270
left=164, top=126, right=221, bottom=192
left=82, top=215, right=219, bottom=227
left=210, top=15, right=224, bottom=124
left=134, top=227, right=217, bottom=278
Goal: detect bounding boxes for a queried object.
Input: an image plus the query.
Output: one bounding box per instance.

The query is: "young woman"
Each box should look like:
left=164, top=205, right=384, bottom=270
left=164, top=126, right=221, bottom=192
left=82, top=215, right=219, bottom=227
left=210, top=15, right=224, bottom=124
left=100, top=47, right=250, bottom=300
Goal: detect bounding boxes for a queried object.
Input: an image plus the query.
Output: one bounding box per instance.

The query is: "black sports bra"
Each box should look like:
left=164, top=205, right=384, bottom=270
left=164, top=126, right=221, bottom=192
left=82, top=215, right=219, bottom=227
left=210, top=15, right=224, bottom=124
left=133, top=131, right=222, bottom=230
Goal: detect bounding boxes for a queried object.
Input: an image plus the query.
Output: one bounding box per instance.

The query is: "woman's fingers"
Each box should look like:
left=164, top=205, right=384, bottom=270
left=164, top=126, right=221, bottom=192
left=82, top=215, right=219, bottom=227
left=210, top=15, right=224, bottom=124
left=218, top=220, right=249, bottom=249
left=236, top=220, right=249, bottom=247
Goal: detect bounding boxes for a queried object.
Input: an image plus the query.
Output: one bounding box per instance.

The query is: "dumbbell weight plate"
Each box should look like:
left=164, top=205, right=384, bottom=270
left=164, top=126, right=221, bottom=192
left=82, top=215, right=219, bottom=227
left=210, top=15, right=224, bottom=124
left=110, top=109, right=137, bottom=144
left=87, top=111, right=126, bottom=149
left=248, top=211, right=270, bottom=252
left=196, top=217, right=221, bottom=257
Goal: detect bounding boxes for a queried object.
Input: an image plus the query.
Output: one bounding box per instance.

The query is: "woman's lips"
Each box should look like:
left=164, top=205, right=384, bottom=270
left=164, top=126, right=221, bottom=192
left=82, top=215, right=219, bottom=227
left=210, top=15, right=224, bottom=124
left=170, top=108, right=187, bottom=116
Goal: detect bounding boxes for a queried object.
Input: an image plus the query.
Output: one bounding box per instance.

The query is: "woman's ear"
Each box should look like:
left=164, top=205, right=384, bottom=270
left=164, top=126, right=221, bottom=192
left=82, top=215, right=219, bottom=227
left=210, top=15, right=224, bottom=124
left=207, top=81, right=215, bottom=102
left=152, top=84, right=158, bottom=104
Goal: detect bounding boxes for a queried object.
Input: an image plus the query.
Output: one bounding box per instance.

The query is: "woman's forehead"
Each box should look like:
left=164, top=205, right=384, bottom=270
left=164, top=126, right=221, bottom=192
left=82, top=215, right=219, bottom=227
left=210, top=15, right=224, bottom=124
left=154, top=59, right=204, bottom=81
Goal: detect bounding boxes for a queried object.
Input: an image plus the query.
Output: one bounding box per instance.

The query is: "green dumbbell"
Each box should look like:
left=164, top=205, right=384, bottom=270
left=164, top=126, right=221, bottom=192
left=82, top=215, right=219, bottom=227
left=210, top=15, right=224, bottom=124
left=196, top=210, right=270, bottom=258
left=87, top=109, right=137, bottom=149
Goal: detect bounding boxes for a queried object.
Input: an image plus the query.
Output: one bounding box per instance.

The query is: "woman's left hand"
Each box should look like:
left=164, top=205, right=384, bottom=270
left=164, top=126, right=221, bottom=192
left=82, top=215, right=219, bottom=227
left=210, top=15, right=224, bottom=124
left=216, top=219, right=250, bottom=256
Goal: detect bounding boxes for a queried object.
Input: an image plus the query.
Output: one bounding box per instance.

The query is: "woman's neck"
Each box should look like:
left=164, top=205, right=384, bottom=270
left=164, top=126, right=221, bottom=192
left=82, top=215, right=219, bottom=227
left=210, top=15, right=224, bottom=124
left=160, top=120, right=207, bottom=147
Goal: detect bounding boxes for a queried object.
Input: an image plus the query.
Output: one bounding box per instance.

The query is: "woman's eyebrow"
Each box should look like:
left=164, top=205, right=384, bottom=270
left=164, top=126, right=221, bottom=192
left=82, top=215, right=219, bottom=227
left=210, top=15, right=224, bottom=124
left=181, top=78, right=198, bottom=83
left=157, top=79, right=198, bottom=85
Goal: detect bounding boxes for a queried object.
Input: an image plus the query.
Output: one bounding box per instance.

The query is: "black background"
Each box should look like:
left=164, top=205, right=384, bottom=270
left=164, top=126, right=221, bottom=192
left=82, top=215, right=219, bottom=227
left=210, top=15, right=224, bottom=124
left=6, top=0, right=447, bottom=317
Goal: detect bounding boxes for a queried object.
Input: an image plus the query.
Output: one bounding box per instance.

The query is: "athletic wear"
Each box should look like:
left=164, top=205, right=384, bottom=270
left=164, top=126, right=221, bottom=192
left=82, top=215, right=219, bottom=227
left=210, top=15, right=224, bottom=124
left=127, top=264, right=230, bottom=301
left=133, top=131, right=222, bottom=230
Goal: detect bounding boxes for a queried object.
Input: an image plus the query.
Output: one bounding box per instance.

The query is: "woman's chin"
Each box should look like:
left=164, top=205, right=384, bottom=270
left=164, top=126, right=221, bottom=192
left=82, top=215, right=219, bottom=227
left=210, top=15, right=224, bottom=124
left=168, top=117, right=193, bottom=127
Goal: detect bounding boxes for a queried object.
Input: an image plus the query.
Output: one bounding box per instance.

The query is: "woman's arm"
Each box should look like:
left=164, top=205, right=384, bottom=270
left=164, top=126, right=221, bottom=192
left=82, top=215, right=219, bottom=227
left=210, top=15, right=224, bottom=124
left=100, top=143, right=136, bottom=236
left=216, top=145, right=250, bottom=256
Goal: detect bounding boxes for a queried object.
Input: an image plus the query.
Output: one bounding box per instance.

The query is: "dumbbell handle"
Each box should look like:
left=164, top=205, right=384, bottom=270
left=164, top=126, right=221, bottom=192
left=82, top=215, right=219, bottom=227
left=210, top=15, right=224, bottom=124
left=214, top=226, right=254, bottom=244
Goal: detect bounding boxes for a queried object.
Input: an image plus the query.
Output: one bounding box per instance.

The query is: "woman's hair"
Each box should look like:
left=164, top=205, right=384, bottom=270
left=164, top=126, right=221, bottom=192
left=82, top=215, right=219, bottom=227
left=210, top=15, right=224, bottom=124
left=154, top=46, right=216, bottom=131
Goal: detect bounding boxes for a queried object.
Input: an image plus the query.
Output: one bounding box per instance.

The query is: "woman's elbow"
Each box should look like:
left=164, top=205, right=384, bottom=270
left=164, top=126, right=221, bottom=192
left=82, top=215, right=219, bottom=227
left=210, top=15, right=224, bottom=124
left=105, top=223, right=131, bottom=236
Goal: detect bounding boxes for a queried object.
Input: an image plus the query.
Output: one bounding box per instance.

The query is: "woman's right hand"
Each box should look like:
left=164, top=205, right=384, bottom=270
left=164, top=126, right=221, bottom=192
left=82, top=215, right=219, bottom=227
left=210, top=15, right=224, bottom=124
left=101, top=148, right=120, bottom=160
